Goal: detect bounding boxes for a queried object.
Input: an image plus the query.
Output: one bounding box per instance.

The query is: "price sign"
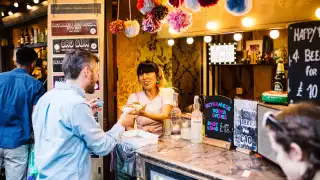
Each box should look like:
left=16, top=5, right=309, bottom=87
left=288, top=21, right=320, bottom=103
left=204, top=96, right=234, bottom=143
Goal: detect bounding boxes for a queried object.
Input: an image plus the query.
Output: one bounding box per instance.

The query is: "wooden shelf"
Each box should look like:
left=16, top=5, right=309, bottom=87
left=24, top=43, right=47, bottom=48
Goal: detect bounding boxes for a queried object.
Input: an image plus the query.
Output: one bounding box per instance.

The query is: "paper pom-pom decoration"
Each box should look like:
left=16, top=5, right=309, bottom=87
left=151, top=5, right=169, bottom=21
left=137, top=0, right=154, bottom=14
left=124, top=20, right=140, bottom=38
left=142, top=15, right=161, bottom=33
left=153, top=0, right=168, bottom=5
left=185, top=0, right=201, bottom=12
left=225, top=0, right=252, bottom=16
left=198, top=0, right=219, bottom=7
left=167, top=9, right=192, bottom=33
left=109, top=20, right=125, bottom=34
left=169, top=0, right=184, bottom=8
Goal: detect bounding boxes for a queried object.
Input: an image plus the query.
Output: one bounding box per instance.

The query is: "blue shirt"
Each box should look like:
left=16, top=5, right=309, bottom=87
left=32, top=82, right=125, bottom=180
left=0, top=68, right=45, bottom=149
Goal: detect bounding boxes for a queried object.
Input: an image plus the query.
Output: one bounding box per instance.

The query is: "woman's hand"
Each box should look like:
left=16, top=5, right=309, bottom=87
left=129, top=104, right=146, bottom=116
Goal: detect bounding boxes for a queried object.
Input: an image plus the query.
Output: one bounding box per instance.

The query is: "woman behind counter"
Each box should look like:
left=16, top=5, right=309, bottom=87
left=125, top=61, right=174, bottom=135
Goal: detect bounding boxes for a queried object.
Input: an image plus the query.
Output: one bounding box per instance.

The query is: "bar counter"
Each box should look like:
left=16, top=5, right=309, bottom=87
left=135, top=138, right=286, bottom=180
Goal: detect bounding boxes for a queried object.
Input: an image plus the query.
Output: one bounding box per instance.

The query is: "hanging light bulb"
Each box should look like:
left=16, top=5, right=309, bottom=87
left=27, top=5, right=32, bottom=10
left=168, top=39, right=175, bottom=46
left=186, top=37, right=194, bottom=45
left=8, top=11, right=13, bottom=16
left=204, top=36, right=212, bottom=43
left=34, top=0, right=40, bottom=4
left=206, top=21, right=218, bottom=30
left=1, top=12, right=4, bottom=17
left=316, top=8, right=320, bottom=19
left=233, top=33, right=243, bottom=41
left=270, top=30, right=280, bottom=39
left=14, top=2, right=19, bottom=8
left=242, top=17, right=255, bottom=27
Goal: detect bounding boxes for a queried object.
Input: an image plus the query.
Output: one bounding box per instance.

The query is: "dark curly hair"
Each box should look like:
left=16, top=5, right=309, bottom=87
left=273, top=102, right=320, bottom=180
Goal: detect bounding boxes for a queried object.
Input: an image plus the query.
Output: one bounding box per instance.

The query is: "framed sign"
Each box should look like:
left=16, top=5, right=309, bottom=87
left=288, top=21, right=320, bottom=104
left=53, top=75, right=66, bottom=88
left=209, top=43, right=237, bottom=65
left=53, top=38, right=99, bottom=54
left=53, top=58, right=63, bottom=72
left=204, top=96, right=234, bottom=143
left=52, top=20, right=98, bottom=36
left=233, top=99, right=258, bottom=151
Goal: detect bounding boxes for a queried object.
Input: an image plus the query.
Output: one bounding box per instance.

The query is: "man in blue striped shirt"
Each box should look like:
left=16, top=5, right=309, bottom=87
left=32, top=49, right=132, bottom=180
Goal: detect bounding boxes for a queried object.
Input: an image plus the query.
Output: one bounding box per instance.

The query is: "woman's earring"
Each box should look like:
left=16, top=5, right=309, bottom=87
left=156, top=79, right=160, bottom=84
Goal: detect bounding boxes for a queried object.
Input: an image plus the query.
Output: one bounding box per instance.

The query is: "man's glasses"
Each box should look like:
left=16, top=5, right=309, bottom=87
left=262, top=111, right=285, bottom=133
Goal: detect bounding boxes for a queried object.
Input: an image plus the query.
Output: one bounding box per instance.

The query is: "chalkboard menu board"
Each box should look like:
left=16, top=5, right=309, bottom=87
left=234, top=99, right=258, bottom=151
left=53, top=38, right=99, bottom=54
left=53, top=58, right=63, bottom=72
left=288, top=21, right=320, bottom=103
left=204, top=96, right=233, bottom=142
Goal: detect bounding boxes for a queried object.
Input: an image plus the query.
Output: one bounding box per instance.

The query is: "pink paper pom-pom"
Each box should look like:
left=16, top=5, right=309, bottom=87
left=167, top=9, right=192, bottom=33
left=142, top=15, right=161, bottom=33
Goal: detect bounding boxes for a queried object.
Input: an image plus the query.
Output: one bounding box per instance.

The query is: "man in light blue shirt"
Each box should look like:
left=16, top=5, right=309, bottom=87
left=32, top=49, right=133, bottom=179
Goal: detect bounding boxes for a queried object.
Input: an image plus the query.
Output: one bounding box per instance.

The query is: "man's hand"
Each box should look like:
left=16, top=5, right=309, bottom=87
left=88, top=98, right=103, bottom=115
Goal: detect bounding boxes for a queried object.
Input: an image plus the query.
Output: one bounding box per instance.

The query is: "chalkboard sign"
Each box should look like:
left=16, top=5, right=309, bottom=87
left=53, top=75, right=66, bottom=88
left=234, top=99, right=258, bottom=151
left=288, top=21, right=320, bottom=104
left=53, top=38, right=99, bottom=54
left=204, top=96, right=233, bottom=142
left=53, top=58, right=63, bottom=72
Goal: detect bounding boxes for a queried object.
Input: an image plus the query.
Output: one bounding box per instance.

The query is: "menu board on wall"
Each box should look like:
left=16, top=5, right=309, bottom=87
left=204, top=96, right=234, bottom=142
left=53, top=58, right=63, bottom=72
left=288, top=21, right=320, bottom=104
left=53, top=75, right=66, bottom=88
left=51, top=4, right=101, bottom=14
left=209, top=43, right=236, bottom=65
left=53, top=38, right=99, bottom=54
left=52, top=20, right=98, bottom=36
left=233, top=99, right=258, bottom=151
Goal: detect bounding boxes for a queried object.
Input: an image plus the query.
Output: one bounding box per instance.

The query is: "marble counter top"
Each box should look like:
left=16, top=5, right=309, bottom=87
left=136, top=138, right=286, bottom=180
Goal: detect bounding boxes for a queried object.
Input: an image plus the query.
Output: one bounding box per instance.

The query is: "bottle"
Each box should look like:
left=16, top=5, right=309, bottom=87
left=39, top=30, right=44, bottom=43
left=30, top=28, right=34, bottom=44
left=20, top=29, right=24, bottom=45
left=24, top=28, right=30, bottom=45
left=37, top=29, right=41, bottom=43
left=44, top=27, right=47, bottom=43
left=191, top=95, right=203, bottom=144
left=171, top=92, right=182, bottom=137
left=274, top=59, right=286, bottom=92
left=34, top=28, right=38, bottom=44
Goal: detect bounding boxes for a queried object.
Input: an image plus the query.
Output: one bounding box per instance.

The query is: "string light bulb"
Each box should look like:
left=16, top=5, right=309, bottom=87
left=168, top=39, right=175, bottom=46
left=233, top=33, right=243, bottom=41
left=316, top=8, right=320, bottom=19
left=270, top=30, right=280, bottom=39
left=8, top=11, right=13, bottom=16
left=242, top=17, right=255, bottom=27
left=206, top=21, right=218, bottom=30
left=1, top=12, right=4, bottom=17
left=204, top=36, right=212, bottom=43
left=14, top=2, right=19, bottom=8
left=34, top=0, right=40, bottom=4
left=186, top=37, right=194, bottom=44
left=27, top=5, right=32, bottom=10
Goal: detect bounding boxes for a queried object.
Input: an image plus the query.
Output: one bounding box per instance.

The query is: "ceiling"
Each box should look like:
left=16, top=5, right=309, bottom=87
left=0, top=0, right=45, bottom=17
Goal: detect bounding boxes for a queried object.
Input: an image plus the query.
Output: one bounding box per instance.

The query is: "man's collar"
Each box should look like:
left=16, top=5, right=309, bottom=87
left=54, top=81, right=86, bottom=97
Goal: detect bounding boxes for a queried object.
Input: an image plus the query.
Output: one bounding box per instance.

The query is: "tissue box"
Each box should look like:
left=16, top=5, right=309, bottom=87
left=120, top=130, right=159, bottom=149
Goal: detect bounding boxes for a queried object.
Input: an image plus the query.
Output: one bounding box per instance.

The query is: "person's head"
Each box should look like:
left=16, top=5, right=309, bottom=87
left=16, top=47, right=38, bottom=72
left=62, top=49, right=99, bottom=94
left=137, top=60, right=166, bottom=91
left=263, top=103, right=320, bottom=180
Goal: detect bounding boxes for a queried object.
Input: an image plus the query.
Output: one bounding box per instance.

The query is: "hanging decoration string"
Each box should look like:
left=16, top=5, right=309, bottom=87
left=129, top=0, right=132, bottom=20
left=117, top=0, right=120, bottom=20
left=109, top=0, right=125, bottom=34
left=124, top=0, right=140, bottom=37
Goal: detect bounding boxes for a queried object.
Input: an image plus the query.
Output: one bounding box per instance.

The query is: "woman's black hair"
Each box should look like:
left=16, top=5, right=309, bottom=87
left=273, top=102, right=320, bottom=180
left=136, top=60, right=159, bottom=78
